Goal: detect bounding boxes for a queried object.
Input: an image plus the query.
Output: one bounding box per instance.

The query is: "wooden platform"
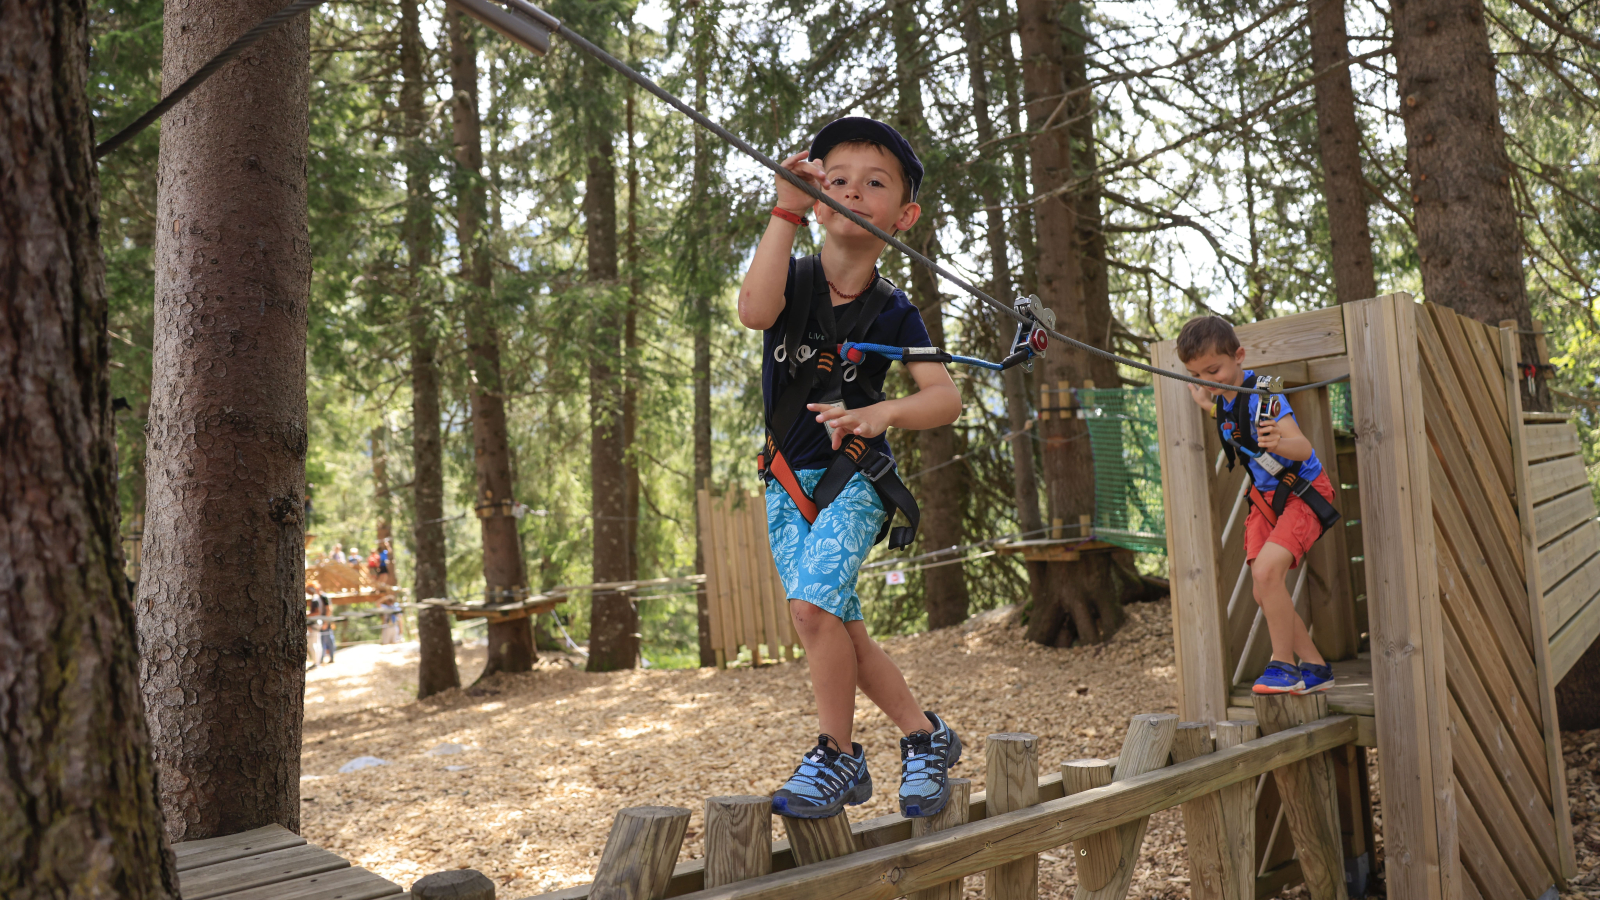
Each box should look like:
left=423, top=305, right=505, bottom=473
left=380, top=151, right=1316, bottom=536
left=1229, top=656, right=1374, bottom=717
left=175, top=824, right=404, bottom=900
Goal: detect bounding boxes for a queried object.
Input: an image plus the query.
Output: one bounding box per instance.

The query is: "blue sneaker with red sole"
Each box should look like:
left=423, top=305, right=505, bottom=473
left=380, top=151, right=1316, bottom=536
left=1295, top=662, right=1335, bottom=694
left=1251, top=660, right=1305, bottom=694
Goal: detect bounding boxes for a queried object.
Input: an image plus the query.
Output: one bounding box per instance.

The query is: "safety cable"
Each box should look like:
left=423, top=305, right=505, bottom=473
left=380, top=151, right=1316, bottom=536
left=93, top=0, right=329, bottom=159
left=96, top=0, right=1345, bottom=397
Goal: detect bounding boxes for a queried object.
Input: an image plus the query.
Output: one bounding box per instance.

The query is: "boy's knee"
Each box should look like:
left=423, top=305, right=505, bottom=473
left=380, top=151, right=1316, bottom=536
left=790, top=600, right=839, bottom=637
left=1251, top=560, right=1287, bottom=594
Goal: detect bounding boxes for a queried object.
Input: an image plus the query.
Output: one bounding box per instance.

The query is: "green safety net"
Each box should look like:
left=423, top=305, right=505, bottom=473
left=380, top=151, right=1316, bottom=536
left=1075, top=382, right=1356, bottom=556
left=1079, top=387, right=1167, bottom=554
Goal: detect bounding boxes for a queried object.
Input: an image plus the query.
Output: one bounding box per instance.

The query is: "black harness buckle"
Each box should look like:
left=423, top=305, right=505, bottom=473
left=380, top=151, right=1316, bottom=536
left=860, top=451, right=896, bottom=482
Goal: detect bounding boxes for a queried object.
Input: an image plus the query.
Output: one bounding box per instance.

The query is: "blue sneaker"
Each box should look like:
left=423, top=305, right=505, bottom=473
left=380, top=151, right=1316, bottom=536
left=1252, top=660, right=1305, bottom=695
left=771, top=735, right=872, bottom=819
left=899, top=711, right=963, bottom=818
left=1296, top=662, right=1335, bottom=694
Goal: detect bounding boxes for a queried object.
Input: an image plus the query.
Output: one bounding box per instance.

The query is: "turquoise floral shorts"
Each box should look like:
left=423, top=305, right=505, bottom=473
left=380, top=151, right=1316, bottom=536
left=765, top=469, right=887, bottom=623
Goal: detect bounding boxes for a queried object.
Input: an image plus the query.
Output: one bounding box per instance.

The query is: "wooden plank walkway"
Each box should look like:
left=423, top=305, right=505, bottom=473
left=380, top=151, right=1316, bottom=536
left=175, top=824, right=404, bottom=900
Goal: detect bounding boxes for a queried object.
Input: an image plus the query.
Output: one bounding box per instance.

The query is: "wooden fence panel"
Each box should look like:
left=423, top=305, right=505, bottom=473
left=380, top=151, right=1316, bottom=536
left=698, top=490, right=798, bottom=666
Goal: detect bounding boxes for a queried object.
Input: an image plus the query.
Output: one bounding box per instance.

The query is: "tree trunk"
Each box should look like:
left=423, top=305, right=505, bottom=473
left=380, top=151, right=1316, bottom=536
left=965, top=6, right=1044, bottom=547
left=623, top=59, right=641, bottom=585
left=1016, top=0, right=1107, bottom=646
left=2, top=0, right=178, bottom=890
left=1309, top=0, right=1378, bottom=304
left=895, top=0, right=970, bottom=629
left=689, top=16, right=717, bottom=668
left=371, top=426, right=391, bottom=544
left=138, top=0, right=309, bottom=841
left=1063, top=0, right=1125, bottom=635
left=401, top=0, right=458, bottom=698
left=587, top=134, right=636, bottom=672
left=1391, top=0, right=1545, bottom=407
left=450, top=13, right=533, bottom=677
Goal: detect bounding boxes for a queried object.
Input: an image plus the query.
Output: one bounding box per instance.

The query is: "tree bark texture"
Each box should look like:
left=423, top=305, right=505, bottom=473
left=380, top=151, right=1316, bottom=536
left=623, top=75, right=641, bottom=584
left=1016, top=0, right=1116, bottom=646
left=370, top=427, right=391, bottom=543
left=1391, top=0, right=1545, bottom=406
left=450, top=14, right=533, bottom=676
left=138, top=0, right=309, bottom=841
left=1, top=0, right=178, bottom=891
left=689, top=21, right=717, bottom=667
left=587, top=135, right=637, bottom=672
left=401, top=0, right=458, bottom=699
left=894, top=0, right=969, bottom=629
left=1309, top=0, right=1378, bottom=304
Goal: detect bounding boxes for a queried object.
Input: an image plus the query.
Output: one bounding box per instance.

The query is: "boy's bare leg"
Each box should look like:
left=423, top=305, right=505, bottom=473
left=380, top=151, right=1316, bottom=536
left=844, top=619, right=930, bottom=736
left=1251, top=541, right=1327, bottom=666
left=791, top=600, right=860, bottom=749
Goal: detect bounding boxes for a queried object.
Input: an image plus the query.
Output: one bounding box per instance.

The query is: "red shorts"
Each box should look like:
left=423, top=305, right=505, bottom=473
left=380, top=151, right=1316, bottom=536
left=1244, top=471, right=1336, bottom=569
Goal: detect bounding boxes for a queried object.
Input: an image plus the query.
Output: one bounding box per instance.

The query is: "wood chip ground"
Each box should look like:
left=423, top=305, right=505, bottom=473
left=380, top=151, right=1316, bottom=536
left=300, top=601, right=1600, bottom=898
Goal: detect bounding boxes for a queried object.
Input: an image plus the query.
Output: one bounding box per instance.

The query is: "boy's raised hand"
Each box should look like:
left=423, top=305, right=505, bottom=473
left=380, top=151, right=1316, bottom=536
left=1186, top=382, right=1212, bottom=410
left=1257, top=417, right=1281, bottom=452
left=777, top=150, right=826, bottom=216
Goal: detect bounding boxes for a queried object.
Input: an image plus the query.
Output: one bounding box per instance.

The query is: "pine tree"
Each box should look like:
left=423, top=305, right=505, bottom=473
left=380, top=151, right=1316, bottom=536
left=2, top=0, right=176, bottom=889
left=1309, top=0, right=1377, bottom=303
left=137, top=0, right=310, bottom=840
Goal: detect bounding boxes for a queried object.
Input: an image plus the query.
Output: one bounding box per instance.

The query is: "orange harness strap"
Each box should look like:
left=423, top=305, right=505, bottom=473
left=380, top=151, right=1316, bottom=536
left=763, top=449, right=819, bottom=524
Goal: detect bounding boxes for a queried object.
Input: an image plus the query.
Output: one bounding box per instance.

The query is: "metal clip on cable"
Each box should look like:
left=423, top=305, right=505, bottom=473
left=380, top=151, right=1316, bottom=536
left=840, top=294, right=1055, bottom=373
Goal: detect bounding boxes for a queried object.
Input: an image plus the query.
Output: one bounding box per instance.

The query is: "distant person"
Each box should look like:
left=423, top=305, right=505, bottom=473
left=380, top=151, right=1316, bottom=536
left=738, top=117, right=963, bottom=821
left=307, top=582, right=334, bottom=666
left=378, top=597, right=402, bottom=644
left=366, top=548, right=380, bottom=577
left=1179, top=315, right=1341, bottom=695
left=377, top=538, right=392, bottom=585
left=331, top=542, right=346, bottom=563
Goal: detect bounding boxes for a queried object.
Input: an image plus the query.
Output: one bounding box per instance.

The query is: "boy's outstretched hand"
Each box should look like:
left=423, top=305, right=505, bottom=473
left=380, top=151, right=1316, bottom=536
left=777, top=150, right=826, bottom=217
left=1256, top=417, right=1282, bottom=453
left=810, top=402, right=892, bottom=449
left=1187, top=382, right=1213, bottom=410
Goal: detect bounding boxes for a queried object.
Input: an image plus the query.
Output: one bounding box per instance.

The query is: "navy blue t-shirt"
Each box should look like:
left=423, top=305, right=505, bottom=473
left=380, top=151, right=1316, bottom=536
left=762, top=258, right=933, bottom=470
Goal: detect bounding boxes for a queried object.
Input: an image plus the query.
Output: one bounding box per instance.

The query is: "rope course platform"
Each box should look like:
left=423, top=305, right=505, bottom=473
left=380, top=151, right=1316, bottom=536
left=173, top=824, right=403, bottom=900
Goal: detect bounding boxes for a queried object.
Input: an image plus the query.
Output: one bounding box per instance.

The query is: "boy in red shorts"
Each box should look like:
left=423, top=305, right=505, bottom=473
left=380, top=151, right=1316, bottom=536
left=1178, top=316, right=1340, bottom=694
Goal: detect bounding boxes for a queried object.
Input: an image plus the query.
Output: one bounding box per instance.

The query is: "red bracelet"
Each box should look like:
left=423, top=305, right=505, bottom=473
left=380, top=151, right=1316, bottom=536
left=771, top=206, right=808, bottom=226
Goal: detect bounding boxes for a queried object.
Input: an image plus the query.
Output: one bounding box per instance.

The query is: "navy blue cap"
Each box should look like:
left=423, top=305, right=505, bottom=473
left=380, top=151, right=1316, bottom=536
left=808, top=117, right=923, bottom=201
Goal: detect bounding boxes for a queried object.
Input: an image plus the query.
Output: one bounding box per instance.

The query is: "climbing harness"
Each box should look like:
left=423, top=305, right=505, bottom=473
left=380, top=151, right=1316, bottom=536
left=92, top=0, right=1342, bottom=399
left=757, top=256, right=922, bottom=549
left=1216, top=374, right=1341, bottom=536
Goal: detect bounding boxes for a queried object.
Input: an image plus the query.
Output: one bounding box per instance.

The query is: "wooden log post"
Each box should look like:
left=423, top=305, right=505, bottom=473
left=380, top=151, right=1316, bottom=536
left=1214, top=720, right=1258, bottom=900
left=413, top=869, right=496, bottom=899
left=985, top=733, right=1039, bottom=900
left=785, top=811, right=858, bottom=867
left=590, top=806, right=692, bottom=900
left=1062, top=760, right=1115, bottom=888
left=1172, top=723, right=1232, bottom=900
left=704, top=796, right=772, bottom=888
left=1073, top=714, right=1178, bottom=900
left=908, top=778, right=973, bottom=900
left=1252, top=694, right=1348, bottom=900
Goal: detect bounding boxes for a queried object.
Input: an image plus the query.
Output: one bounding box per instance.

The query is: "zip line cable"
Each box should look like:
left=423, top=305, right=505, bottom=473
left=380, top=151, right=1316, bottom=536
left=95, top=0, right=1348, bottom=398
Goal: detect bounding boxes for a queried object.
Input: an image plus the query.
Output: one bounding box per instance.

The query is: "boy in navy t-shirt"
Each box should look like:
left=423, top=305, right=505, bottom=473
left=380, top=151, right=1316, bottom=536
left=1178, top=315, right=1338, bottom=696
left=737, top=117, right=964, bottom=820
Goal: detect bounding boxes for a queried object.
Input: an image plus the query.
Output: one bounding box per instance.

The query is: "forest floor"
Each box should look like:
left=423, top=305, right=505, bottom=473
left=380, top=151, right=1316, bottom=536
left=300, top=601, right=1600, bottom=899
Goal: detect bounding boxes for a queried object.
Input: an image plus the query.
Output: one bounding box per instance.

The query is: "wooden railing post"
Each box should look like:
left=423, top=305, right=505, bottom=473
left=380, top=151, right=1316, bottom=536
left=704, top=796, right=772, bottom=888
left=784, top=811, right=857, bottom=867
left=1173, top=723, right=1231, bottom=900
left=1062, top=759, right=1115, bottom=888
left=1073, top=713, right=1178, bottom=900
left=985, top=733, right=1039, bottom=899
left=908, top=778, right=973, bottom=900
left=1215, top=719, right=1258, bottom=900
left=1253, top=694, right=1348, bottom=900
left=590, top=806, right=692, bottom=900
left=413, top=869, right=495, bottom=899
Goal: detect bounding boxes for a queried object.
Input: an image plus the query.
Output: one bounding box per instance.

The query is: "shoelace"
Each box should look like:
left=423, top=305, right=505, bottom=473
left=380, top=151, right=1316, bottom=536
left=787, top=739, right=846, bottom=793
left=901, top=731, right=940, bottom=782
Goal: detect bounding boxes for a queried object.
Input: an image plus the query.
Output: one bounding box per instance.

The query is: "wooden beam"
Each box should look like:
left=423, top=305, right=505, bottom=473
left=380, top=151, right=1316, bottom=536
left=1074, top=715, right=1178, bottom=900
left=638, top=717, right=1358, bottom=900
left=1063, top=760, right=1116, bottom=889
left=173, top=824, right=306, bottom=872
left=1153, top=340, right=1227, bottom=722
left=985, top=733, right=1039, bottom=899
left=1252, top=695, right=1347, bottom=900
left=176, top=844, right=348, bottom=900
left=908, top=779, right=972, bottom=900
left=1502, top=323, right=1580, bottom=881
left=1233, top=307, right=1348, bottom=368
left=1294, top=385, right=1357, bottom=660
left=1342, top=294, right=1451, bottom=900
left=704, top=797, right=772, bottom=888
left=1173, top=724, right=1236, bottom=900
left=1215, top=720, right=1259, bottom=900
left=591, top=806, right=692, bottom=900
